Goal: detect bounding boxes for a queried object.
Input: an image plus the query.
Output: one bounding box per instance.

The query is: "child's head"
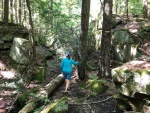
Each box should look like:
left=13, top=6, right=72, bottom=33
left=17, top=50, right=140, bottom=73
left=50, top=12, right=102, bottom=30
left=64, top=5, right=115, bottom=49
left=66, top=52, right=70, bottom=57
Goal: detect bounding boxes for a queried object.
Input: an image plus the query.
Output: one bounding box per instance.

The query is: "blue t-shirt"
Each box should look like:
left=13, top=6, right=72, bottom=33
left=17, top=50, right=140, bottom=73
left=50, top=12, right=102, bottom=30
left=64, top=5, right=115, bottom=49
left=60, top=58, right=78, bottom=73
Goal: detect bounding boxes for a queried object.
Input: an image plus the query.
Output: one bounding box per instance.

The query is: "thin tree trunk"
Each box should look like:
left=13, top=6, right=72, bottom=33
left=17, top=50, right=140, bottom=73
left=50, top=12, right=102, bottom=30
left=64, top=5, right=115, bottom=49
left=24, top=0, right=26, bottom=22
left=19, top=0, right=22, bottom=24
left=26, top=0, right=36, bottom=61
left=50, top=0, right=53, bottom=29
left=3, top=0, right=9, bottom=24
left=143, top=0, right=148, bottom=18
left=14, top=0, right=18, bottom=23
left=78, top=0, right=91, bottom=80
left=115, top=1, right=118, bottom=14
left=126, top=0, right=128, bottom=19
left=10, top=0, right=14, bottom=23
left=1, top=0, right=4, bottom=20
left=98, top=0, right=112, bottom=78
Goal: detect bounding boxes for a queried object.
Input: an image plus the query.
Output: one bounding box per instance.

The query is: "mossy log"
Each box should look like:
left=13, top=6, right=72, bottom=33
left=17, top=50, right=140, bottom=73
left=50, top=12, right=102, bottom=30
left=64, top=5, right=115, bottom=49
left=18, top=101, right=35, bottom=113
left=40, top=97, right=68, bottom=113
left=18, top=74, right=65, bottom=113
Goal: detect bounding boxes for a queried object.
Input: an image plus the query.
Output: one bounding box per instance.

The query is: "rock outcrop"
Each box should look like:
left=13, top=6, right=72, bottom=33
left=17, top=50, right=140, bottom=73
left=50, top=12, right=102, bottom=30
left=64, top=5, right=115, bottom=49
left=112, top=57, right=150, bottom=112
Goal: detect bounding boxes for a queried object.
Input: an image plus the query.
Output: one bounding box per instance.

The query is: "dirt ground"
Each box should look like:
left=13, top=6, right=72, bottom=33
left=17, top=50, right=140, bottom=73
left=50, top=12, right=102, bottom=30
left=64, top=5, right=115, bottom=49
left=50, top=76, right=123, bottom=113
left=0, top=57, right=123, bottom=113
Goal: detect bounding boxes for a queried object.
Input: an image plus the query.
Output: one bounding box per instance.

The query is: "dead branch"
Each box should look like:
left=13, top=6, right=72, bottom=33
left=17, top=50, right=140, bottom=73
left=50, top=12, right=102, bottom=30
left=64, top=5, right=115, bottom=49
left=69, top=96, right=113, bottom=105
left=138, top=48, right=150, bottom=56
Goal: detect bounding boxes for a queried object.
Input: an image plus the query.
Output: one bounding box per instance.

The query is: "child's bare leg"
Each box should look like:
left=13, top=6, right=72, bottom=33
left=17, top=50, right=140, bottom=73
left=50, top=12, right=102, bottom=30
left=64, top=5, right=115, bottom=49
left=65, top=79, right=70, bottom=92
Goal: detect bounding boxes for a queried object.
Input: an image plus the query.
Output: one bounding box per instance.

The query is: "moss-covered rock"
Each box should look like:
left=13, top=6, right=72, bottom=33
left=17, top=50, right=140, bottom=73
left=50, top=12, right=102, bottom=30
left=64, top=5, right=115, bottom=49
left=112, top=67, right=150, bottom=97
left=112, top=59, right=150, bottom=112
left=86, top=79, right=108, bottom=94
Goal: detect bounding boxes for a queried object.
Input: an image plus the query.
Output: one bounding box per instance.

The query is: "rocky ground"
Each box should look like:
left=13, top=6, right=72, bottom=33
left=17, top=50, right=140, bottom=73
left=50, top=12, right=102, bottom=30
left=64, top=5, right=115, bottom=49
left=0, top=55, right=123, bottom=113
left=52, top=77, right=123, bottom=113
left=46, top=60, right=123, bottom=113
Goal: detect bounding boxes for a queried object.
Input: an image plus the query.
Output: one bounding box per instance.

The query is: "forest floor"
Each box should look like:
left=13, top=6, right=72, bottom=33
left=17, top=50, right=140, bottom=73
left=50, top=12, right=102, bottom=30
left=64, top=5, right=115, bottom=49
left=0, top=56, right=123, bottom=113
left=45, top=60, right=123, bottom=113
left=50, top=74, right=123, bottom=113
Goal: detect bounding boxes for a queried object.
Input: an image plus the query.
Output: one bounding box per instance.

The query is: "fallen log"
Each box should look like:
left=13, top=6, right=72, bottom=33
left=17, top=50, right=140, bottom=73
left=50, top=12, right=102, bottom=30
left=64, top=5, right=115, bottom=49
left=18, top=74, right=65, bottom=113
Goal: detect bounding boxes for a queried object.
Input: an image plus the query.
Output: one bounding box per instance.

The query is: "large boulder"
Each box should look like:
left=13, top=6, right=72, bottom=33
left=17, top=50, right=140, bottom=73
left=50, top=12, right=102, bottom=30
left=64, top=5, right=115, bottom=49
left=112, top=57, right=150, bottom=112
left=9, top=37, right=32, bottom=64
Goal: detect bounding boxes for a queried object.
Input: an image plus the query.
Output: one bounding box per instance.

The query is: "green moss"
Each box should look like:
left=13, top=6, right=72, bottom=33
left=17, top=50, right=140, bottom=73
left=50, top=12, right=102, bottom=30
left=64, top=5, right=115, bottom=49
left=47, top=97, right=68, bottom=113
left=18, top=94, right=29, bottom=106
left=34, top=66, right=45, bottom=82
left=136, top=18, right=145, bottom=22
left=86, top=79, right=108, bottom=94
left=135, top=69, right=150, bottom=77
left=88, top=74, right=98, bottom=80
left=146, top=85, right=150, bottom=95
left=86, top=93, right=96, bottom=99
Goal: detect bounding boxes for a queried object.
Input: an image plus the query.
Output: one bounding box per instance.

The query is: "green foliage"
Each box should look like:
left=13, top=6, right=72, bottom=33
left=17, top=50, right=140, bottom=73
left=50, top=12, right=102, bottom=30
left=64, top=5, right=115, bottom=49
left=86, top=93, right=96, bottom=99
left=138, top=26, right=150, bottom=39
left=88, top=74, right=98, bottom=80
left=18, top=88, right=39, bottom=106
left=42, top=97, right=68, bottom=113
left=33, top=106, right=45, bottom=113
left=30, top=0, right=81, bottom=50
left=146, top=85, right=150, bottom=95
left=2, top=34, right=14, bottom=41
left=128, top=0, right=142, bottom=15
left=33, top=66, right=45, bottom=82
left=33, top=94, right=51, bottom=113
left=86, top=79, right=108, bottom=94
left=86, top=61, right=98, bottom=71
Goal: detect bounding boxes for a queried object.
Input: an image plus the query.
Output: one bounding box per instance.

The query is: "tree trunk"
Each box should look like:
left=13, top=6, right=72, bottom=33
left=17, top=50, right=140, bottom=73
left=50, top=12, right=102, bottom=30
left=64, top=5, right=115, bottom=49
left=19, top=0, right=22, bottom=24
left=50, top=0, right=53, bottom=29
left=78, top=0, right=91, bottom=80
left=26, top=0, right=36, bottom=62
left=98, top=0, right=112, bottom=78
left=126, top=0, right=128, bottom=19
left=18, top=74, right=65, bottom=113
left=1, top=0, right=4, bottom=20
left=14, top=0, right=18, bottom=23
left=3, top=0, right=9, bottom=24
left=10, top=0, right=13, bottom=23
left=143, top=0, right=148, bottom=18
left=24, top=0, right=26, bottom=22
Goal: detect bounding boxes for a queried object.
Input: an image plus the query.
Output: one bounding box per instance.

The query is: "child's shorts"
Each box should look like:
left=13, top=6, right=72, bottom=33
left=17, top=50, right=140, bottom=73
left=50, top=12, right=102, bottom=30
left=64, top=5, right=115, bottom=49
left=63, top=72, right=72, bottom=80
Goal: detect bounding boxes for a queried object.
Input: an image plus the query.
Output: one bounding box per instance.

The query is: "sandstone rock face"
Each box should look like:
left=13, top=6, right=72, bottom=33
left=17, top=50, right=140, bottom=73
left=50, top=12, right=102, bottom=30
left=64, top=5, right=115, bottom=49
left=9, top=38, right=32, bottom=64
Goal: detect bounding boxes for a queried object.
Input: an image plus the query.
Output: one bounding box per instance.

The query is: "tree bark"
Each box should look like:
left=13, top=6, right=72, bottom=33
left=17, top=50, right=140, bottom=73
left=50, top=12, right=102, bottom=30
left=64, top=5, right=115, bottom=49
left=10, top=0, right=14, bottom=23
left=18, top=74, right=65, bottom=113
left=26, top=0, right=36, bottom=62
left=98, top=0, right=112, bottom=78
left=78, top=0, right=91, bottom=80
left=126, top=0, right=128, bottom=19
left=3, top=0, right=9, bottom=24
left=143, top=0, right=148, bottom=18
left=19, top=0, right=22, bottom=24
left=14, top=0, right=18, bottom=23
